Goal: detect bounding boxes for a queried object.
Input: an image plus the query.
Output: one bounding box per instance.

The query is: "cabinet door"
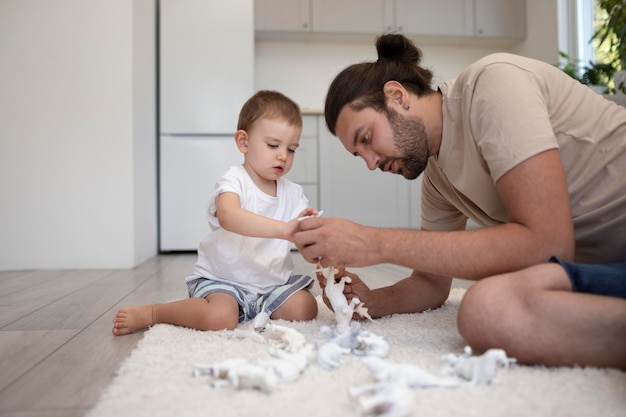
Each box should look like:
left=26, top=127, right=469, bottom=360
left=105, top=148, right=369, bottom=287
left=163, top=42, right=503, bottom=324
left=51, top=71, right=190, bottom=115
left=475, top=0, right=526, bottom=38
left=160, top=0, right=254, bottom=134
left=312, top=0, right=393, bottom=34
left=395, top=0, right=473, bottom=37
left=318, top=120, right=410, bottom=228
left=255, top=0, right=311, bottom=31
left=159, top=136, right=242, bottom=251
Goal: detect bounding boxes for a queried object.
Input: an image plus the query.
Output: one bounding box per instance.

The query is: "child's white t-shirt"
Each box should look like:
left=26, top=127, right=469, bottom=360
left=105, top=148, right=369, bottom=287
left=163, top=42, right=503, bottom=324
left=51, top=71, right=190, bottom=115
left=190, top=165, right=309, bottom=295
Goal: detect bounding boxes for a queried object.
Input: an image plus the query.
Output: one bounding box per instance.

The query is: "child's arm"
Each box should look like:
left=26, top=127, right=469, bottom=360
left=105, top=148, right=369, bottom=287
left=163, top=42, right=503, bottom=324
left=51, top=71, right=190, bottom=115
left=215, top=192, right=318, bottom=242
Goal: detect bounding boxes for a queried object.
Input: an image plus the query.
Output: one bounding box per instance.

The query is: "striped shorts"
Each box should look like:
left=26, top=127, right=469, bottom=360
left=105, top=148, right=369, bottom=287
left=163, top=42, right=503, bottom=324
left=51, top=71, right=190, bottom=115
left=186, top=274, right=314, bottom=323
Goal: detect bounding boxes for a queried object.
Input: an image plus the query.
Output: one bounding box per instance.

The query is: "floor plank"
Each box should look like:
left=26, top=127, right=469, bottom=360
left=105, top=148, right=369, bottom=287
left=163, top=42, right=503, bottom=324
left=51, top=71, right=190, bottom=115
left=0, top=330, right=79, bottom=393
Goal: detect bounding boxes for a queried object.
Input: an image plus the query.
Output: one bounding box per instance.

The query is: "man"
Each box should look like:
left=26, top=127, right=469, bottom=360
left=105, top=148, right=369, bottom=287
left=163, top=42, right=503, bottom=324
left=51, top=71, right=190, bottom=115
left=294, top=34, right=626, bottom=369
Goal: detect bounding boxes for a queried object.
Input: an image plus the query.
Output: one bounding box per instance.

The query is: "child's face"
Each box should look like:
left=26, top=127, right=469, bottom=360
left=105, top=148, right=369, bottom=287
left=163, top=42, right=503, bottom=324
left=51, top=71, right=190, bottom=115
left=238, top=118, right=302, bottom=184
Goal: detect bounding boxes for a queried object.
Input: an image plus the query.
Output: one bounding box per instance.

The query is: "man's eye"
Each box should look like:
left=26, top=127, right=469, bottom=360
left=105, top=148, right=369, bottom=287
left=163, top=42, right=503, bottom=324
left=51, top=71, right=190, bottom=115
left=362, top=132, right=370, bottom=144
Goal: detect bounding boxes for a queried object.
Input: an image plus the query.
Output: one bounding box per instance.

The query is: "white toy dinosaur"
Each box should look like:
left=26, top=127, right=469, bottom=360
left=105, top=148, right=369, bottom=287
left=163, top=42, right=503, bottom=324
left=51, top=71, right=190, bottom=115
left=318, top=266, right=373, bottom=334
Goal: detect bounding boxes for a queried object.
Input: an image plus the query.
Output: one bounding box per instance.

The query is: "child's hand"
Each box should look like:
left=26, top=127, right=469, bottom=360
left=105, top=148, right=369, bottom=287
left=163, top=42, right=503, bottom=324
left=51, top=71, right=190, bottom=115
left=296, top=207, right=321, bottom=221
left=282, top=208, right=322, bottom=242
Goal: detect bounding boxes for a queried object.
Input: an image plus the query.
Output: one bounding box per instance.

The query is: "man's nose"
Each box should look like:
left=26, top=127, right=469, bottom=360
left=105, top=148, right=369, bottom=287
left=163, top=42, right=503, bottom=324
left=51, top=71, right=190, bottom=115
left=362, top=150, right=380, bottom=171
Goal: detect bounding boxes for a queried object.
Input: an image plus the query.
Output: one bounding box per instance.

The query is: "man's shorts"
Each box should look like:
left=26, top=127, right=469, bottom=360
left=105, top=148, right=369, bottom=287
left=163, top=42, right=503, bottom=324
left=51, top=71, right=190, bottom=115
left=186, top=274, right=314, bottom=323
left=549, top=256, right=626, bottom=299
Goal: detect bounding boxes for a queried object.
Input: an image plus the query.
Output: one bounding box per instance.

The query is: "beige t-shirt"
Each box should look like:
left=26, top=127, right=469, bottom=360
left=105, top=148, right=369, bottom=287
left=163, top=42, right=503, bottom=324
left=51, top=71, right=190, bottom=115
left=422, top=53, right=626, bottom=263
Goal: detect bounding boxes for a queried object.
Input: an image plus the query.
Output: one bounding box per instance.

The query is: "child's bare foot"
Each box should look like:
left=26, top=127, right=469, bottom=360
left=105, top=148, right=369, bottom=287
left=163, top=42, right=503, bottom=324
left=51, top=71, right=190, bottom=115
left=112, top=305, right=155, bottom=336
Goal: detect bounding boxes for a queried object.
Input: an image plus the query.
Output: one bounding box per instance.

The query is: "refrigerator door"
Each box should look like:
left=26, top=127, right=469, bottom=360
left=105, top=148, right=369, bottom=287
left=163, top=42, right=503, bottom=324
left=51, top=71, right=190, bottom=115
left=159, top=0, right=254, bottom=134
left=159, top=135, right=242, bottom=251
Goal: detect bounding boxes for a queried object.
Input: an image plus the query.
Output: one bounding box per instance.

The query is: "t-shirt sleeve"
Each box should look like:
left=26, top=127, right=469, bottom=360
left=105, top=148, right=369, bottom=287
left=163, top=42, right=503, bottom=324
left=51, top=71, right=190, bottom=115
left=420, top=165, right=468, bottom=231
left=468, top=63, right=559, bottom=182
left=207, top=170, right=244, bottom=230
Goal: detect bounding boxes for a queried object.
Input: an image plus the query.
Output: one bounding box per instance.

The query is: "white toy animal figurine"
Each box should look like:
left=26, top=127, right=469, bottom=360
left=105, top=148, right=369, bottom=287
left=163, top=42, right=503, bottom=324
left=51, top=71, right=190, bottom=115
left=253, top=308, right=271, bottom=332
left=361, top=356, right=459, bottom=389
left=261, top=344, right=314, bottom=383
left=251, top=305, right=307, bottom=353
left=441, top=346, right=515, bottom=385
left=318, top=266, right=373, bottom=333
left=225, top=362, right=280, bottom=392
left=316, top=341, right=351, bottom=370
left=353, top=330, right=390, bottom=358
left=192, top=358, right=247, bottom=378
left=192, top=359, right=279, bottom=393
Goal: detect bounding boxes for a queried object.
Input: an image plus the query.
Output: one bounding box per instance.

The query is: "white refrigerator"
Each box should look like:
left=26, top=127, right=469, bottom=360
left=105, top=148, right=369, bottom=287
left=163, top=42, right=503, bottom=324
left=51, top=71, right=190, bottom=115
left=159, top=0, right=254, bottom=251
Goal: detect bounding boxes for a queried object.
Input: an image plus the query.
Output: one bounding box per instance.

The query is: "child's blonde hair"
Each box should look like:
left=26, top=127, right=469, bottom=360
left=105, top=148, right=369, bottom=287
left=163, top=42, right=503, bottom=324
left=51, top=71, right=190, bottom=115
left=237, top=90, right=302, bottom=131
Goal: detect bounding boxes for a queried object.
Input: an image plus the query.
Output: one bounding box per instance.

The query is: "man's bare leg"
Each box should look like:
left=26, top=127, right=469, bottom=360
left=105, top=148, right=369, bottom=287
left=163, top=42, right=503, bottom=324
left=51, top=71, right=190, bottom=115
left=112, top=292, right=239, bottom=335
left=458, top=263, right=626, bottom=369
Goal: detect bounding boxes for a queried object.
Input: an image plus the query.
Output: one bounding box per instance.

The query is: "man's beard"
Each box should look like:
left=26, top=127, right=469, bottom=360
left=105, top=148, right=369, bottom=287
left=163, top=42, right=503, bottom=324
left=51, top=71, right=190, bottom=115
left=382, top=107, right=430, bottom=180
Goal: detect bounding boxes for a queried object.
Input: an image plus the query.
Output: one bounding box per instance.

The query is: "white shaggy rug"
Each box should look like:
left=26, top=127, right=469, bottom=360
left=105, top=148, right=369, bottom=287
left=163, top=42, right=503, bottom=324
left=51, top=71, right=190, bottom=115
left=88, top=289, right=626, bottom=417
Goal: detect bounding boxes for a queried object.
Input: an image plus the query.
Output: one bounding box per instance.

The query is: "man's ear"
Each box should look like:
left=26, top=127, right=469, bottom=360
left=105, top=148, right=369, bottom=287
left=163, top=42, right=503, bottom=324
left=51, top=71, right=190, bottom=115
left=234, top=129, right=248, bottom=153
left=383, top=81, right=409, bottom=110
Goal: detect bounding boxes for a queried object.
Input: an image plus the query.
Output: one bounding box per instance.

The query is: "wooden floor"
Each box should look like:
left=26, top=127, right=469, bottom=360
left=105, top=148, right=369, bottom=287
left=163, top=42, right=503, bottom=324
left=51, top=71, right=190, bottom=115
left=0, top=252, right=470, bottom=417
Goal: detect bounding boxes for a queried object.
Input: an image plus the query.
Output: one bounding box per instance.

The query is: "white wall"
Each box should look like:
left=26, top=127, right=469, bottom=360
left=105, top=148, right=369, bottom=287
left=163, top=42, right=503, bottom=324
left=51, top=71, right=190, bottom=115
left=0, top=0, right=157, bottom=270
left=256, top=0, right=559, bottom=110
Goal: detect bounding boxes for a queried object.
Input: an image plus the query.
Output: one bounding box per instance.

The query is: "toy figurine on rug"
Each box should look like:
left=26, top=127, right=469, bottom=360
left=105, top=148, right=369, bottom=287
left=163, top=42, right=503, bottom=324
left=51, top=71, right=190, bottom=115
left=318, top=266, right=373, bottom=334
left=441, top=345, right=516, bottom=385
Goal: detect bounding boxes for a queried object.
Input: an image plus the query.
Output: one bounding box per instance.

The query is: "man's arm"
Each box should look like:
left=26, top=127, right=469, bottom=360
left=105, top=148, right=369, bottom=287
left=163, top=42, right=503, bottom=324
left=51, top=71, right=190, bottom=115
left=317, top=267, right=453, bottom=318
left=358, top=270, right=453, bottom=318
left=297, top=149, right=575, bottom=279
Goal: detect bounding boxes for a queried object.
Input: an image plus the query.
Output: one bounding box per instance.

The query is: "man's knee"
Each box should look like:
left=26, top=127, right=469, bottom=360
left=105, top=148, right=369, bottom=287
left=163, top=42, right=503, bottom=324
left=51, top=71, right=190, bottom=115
left=458, top=281, right=490, bottom=351
left=457, top=276, right=519, bottom=353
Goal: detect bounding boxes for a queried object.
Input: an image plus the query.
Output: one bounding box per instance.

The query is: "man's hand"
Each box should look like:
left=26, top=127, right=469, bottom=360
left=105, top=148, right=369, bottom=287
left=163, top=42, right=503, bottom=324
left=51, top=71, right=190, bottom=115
left=316, top=265, right=373, bottom=319
left=296, top=217, right=380, bottom=267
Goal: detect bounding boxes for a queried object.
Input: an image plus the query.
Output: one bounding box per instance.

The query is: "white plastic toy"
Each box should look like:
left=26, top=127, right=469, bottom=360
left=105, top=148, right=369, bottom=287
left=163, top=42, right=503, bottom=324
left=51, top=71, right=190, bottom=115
left=316, top=341, right=350, bottom=370
left=192, top=359, right=280, bottom=393
left=252, top=306, right=307, bottom=353
left=318, top=266, right=373, bottom=334
left=441, top=346, right=515, bottom=385
left=361, top=356, right=459, bottom=389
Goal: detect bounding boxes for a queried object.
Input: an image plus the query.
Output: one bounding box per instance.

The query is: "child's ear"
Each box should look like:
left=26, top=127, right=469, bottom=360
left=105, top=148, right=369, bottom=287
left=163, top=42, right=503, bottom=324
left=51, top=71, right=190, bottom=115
left=234, top=129, right=248, bottom=153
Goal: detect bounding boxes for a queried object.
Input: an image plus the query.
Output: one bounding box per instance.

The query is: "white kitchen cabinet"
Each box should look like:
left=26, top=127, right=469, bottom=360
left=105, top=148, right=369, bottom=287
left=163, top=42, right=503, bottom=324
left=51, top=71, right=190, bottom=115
left=395, top=0, right=474, bottom=37
left=160, top=0, right=254, bottom=134
left=255, top=0, right=525, bottom=41
left=318, top=119, right=411, bottom=228
left=475, top=0, right=526, bottom=39
left=160, top=136, right=242, bottom=251
left=254, top=0, right=311, bottom=32
left=312, top=0, right=393, bottom=34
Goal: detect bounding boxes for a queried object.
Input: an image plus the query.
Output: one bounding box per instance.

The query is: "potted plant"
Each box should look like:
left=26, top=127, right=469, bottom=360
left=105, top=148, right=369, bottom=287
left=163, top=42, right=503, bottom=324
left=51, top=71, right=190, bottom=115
left=557, top=51, right=616, bottom=93
left=593, top=0, right=626, bottom=93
